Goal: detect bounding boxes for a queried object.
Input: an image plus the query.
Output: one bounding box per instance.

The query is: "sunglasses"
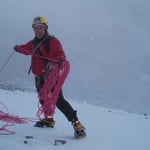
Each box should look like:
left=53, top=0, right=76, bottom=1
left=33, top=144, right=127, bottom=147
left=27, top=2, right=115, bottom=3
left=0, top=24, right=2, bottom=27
left=33, top=24, right=46, bottom=30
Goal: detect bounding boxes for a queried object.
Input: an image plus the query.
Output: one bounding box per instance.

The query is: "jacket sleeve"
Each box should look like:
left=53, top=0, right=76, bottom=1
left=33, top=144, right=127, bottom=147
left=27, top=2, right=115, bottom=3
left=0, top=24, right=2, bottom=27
left=48, top=38, right=66, bottom=62
left=15, top=41, right=33, bottom=55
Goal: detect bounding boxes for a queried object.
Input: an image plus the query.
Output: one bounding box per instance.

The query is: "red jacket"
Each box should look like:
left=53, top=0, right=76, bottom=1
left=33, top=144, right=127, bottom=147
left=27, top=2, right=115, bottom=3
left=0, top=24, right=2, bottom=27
left=16, top=37, right=66, bottom=76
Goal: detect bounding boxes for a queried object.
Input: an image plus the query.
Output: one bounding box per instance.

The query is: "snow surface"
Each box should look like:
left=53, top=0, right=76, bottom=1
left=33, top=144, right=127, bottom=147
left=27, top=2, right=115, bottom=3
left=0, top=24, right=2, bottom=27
left=0, top=89, right=150, bottom=150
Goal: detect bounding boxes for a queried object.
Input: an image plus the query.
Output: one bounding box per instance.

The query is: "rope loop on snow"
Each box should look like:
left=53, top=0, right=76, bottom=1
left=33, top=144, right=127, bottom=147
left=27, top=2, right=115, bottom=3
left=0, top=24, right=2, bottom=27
left=0, top=101, right=37, bottom=135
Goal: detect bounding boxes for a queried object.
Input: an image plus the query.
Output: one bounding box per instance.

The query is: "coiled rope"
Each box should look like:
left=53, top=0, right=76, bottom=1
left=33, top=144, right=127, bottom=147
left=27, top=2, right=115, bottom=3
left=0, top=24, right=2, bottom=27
left=0, top=101, right=36, bottom=135
left=37, top=60, right=70, bottom=119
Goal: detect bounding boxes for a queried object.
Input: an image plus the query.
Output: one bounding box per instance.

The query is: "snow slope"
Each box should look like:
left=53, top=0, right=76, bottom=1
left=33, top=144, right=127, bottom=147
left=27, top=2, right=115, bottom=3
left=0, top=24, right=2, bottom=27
left=0, top=89, right=150, bottom=150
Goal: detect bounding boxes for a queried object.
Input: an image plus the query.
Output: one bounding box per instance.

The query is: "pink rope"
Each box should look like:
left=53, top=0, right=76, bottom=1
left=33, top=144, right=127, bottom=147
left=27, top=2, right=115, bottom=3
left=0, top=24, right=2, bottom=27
left=17, top=47, right=71, bottom=119
left=37, top=60, right=70, bottom=119
left=0, top=48, right=70, bottom=133
left=0, top=51, right=15, bottom=73
left=17, top=47, right=58, bottom=63
left=0, top=101, right=37, bottom=135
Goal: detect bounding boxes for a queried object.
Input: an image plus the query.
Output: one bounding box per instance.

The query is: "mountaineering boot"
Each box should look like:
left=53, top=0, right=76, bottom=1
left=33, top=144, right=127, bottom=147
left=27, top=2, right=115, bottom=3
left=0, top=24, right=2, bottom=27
left=34, top=118, right=55, bottom=127
left=73, top=121, right=86, bottom=139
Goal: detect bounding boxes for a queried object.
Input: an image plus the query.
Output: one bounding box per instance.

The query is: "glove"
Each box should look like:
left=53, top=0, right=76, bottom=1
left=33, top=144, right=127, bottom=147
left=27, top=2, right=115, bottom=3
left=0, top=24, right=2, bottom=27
left=13, top=45, right=19, bottom=52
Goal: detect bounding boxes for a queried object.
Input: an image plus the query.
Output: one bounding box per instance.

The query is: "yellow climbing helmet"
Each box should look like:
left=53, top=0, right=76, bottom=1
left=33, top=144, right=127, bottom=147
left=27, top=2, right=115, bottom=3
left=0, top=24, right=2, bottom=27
left=32, top=16, right=48, bottom=27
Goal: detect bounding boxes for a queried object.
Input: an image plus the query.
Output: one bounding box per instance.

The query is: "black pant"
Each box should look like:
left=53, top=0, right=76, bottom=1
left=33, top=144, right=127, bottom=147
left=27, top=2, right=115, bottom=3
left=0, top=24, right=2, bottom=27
left=35, top=76, right=78, bottom=123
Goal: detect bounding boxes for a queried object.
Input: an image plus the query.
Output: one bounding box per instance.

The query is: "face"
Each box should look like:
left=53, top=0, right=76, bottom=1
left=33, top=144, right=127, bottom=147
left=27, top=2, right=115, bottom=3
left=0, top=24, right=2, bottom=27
left=33, top=24, right=47, bottom=39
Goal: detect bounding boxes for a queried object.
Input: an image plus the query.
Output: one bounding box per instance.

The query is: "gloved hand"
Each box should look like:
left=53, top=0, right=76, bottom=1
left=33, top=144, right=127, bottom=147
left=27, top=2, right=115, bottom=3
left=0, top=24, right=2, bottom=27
left=13, top=45, right=19, bottom=52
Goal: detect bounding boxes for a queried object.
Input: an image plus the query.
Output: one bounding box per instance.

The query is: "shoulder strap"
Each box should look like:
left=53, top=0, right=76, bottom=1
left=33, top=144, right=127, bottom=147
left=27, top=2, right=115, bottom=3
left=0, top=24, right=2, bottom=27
left=32, top=34, right=49, bottom=53
left=28, top=35, right=49, bottom=74
left=43, top=35, right=55, bottom=52
left=36, top=35, right=55, bottom=62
